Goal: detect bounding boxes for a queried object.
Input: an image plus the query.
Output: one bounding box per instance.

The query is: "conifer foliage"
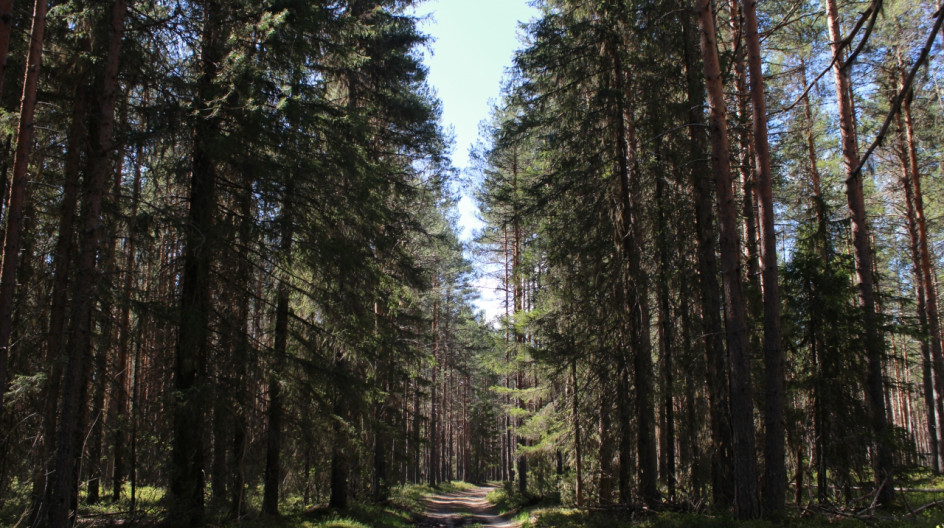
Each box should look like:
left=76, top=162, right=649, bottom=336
left=0, top=0, right=941, bottom=525
left=477, top=0, right=944, bottom=520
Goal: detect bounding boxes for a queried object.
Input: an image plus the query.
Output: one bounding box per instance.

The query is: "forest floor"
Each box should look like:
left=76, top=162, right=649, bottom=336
left=418, top=485, right=520, bottom=527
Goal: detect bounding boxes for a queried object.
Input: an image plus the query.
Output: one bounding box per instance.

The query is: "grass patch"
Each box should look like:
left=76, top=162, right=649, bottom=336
left=486, top=481, right=549, bottom=516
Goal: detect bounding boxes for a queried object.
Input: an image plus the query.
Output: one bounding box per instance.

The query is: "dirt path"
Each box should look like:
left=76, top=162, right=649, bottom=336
left=418, top=486, right=520, bottom=527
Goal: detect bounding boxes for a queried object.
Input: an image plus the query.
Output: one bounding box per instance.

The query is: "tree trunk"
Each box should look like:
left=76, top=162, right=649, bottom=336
left=262, top=276, right=289, bottom=515
left=168, top=1, right=223, bottom=524
left=572, top=361, right=584, bottom=507
left=604, top=35, right=657, bottom=506
left=900, top=54, right=944, bottom=471
left=0, top=0, right=13, bottom=97
left=824, top=0, right=893, bottom=502
left=741, top=0, right=786, bottom=515
left=656, top=163, right=677, bottom=499
left=29, top=35, right=90, bottom=522
left=0, top=0, right=48, bottom=423
left=682, top=5, right=734, bottom=509
left=696, top=0, right=759, bottom=517
left=48, top=1, right=126, bottom=524
left=598, top=385, right=614, bottom=505
left=329, top=381, right=349, bottom=510
left=111, top=144, right=142, bottom=501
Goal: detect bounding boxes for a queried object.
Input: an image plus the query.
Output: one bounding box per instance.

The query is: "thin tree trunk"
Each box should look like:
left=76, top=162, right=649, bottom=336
left=598, top=377, right=615, bottom=505
left=824, top=0, right=893, bottom=502
left=572, top=361, right=583, bottom=508
left=329, top=369, right=349, bottom=510
left=696, top=0, right=759, bottom=517
left=741, top=0, right=786, bottom=515
left=111, top=143, right=142, bottom=501
left=656, top=164, right=676, bottom=499
left=0, top=0, right=48, bottom=422
left=262, top=278, right=288, bottom=515
left=900, top=53, right=944, bottom=471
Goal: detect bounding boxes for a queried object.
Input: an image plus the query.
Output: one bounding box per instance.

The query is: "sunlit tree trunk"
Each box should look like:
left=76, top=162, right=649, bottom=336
left=696, top=0, right=759, bottom=517
left=741, top=0, right=785, bottom=515
left=824, top=0, right=893, bottom=502
left=899, top=52, right=944, bottom=472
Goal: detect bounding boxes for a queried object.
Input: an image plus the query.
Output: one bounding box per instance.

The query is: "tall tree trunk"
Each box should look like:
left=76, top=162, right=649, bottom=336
left=262, top=190, right=292, bottom=515
left=48, top=1, right=126, bottom=525
left=824, top=0, right=893, bottom=502
left=798, top=59, right=827, bottom=233
left=741, top=0, right=786, bottom=515
left=696, top=0, right=759, bottom=517
left=329, top=374, right=349, bottom=510
left=262, top=278, right=288, bottom=515
left=899, top=53, right=944, bottom=471
left=0, top=0, right=48, bottom=422
left=598, top=374, right=615, bottom=505
left=168, top=1, right=223, bottom=524
left=429, top=294, right=440, bottom=485
left=572, top=361, right=584, bottom=507
left=682, top=5, right=734, bottom=509
left=656, top=162, right=677, bottom=499
left=29, top=36, right=90, bottom=523
left=111, top=144, right=142, bottom=501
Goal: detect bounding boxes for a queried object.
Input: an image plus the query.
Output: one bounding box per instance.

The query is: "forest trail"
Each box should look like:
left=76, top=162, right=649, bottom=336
left=419, top=486, right=520, bottom=527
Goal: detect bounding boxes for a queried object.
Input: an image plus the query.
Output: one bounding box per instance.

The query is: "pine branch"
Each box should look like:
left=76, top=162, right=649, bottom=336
left=849, top=8, right=944, bottom=181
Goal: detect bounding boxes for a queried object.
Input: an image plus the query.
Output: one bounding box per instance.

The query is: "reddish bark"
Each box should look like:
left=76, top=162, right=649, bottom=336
left=49, top=1, right=128, bottom=525
left=0, top=0, right=48, bottom=424
left=696, top=0, right=759, bottom=517
left=0, top=0, right=14, bottom=97
left=825, top=0, right=893, bottom=502
left=741, top=0, right=786, bottom=515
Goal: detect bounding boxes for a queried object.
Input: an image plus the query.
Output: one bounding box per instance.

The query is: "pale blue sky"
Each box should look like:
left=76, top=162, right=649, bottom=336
left=411, top=0, right=539, bottom=321
left=412, top=0, right=538, bottom=172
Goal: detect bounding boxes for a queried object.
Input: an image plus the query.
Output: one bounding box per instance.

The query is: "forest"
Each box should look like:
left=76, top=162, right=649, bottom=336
left=0, top=0, right=941, bottom=527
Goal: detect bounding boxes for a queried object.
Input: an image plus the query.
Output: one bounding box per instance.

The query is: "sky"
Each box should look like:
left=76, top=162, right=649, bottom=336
left=410, top=0, right=540, bottom=322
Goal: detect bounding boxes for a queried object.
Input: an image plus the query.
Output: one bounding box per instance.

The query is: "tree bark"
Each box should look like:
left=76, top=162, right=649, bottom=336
left=47, top=1, right=126, bottom=525
left=263, top=197, right=292, bottom=515
left=29, top=34, right=90, bottom=523
left=899, top=54, right=944, bottom=471
left=0, top=0, right=48, bottom=424
left=111, top=143, right=142, bottom=501
left=656, top=160, right=677, bottom=499
left=0, top=0, right=14, bottom=97
left=572, top=361, right=584, bottom=507
left=741, top=0, right=786, bottom=515
left=824, top=0, right=893, bottom=502
left=696, top=0, right=759, bottom=517
left=168, top=1, right=223, bottom=524
left=682, top=5, right=734, bottom=509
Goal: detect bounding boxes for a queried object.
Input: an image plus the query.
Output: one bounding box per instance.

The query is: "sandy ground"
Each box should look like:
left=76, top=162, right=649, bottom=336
left=418, top=486, right=520, bottom=527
